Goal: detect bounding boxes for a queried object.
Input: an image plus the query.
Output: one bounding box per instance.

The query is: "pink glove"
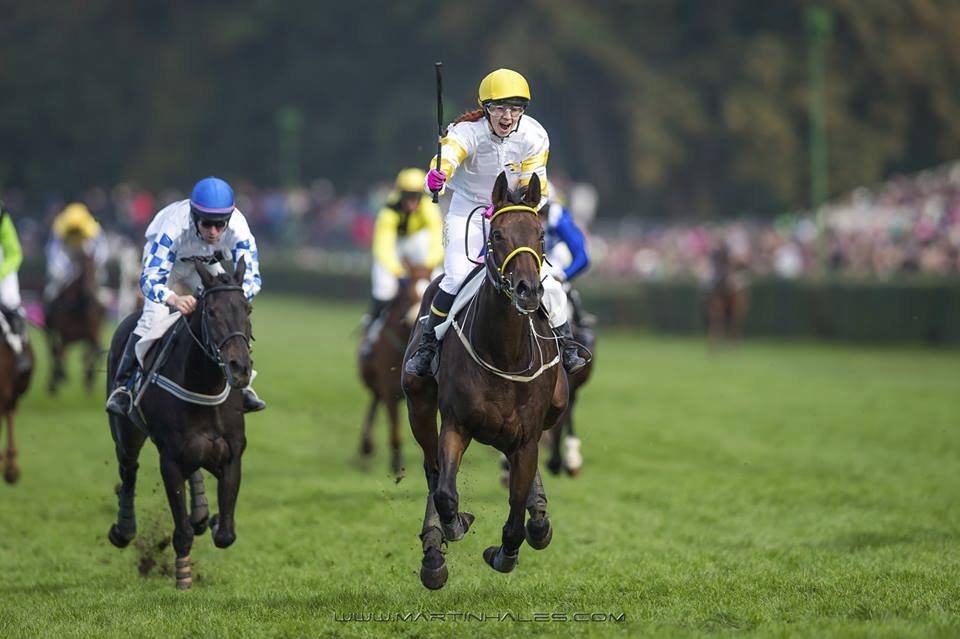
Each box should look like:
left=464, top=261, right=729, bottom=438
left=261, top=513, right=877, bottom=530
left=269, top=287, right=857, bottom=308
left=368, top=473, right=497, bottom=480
left=481, top=204, right=495, bottom=219
left=426, top=168, right=446, bottom=193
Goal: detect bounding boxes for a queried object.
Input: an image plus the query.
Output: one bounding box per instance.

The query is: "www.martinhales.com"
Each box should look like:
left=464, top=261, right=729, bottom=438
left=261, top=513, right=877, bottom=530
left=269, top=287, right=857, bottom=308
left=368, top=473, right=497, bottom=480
left=334, top=612, right=626, bottom=623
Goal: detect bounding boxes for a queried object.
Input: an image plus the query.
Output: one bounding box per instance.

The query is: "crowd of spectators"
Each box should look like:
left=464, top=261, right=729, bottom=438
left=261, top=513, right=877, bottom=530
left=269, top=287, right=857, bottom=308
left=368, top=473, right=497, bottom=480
left=4, top=161, right=960, bottom=283
left=592, top=162, right=960, bottom=281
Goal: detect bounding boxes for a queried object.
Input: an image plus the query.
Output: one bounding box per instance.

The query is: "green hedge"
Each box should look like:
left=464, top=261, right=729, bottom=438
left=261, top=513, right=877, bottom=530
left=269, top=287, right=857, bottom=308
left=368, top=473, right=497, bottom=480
left=580, top=279, right=960, bottom=344
left=24, top=254, right=957, bottom=343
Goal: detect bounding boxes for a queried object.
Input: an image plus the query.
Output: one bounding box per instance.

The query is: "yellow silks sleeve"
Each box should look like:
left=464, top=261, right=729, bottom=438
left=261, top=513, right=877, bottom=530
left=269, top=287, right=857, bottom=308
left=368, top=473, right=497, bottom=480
left=518, top=137, right=550, bottom=199
left=372, top=207, right=405, bottom=277
left=420, top=200, right=445, bottom=269
left=427, top=133, right=470, bottom=189
left=0, top=214, right=23, bottom=281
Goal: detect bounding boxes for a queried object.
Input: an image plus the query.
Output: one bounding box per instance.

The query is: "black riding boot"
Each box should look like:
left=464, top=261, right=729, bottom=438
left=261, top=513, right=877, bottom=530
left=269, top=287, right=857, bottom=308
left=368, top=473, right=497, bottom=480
left=8, top=312, right=31, bottom=374
left=555, top=321, right=588, bottom=374
left=106, top=333, right=141, bottom=417
left=404, top=290, right=454, bottom=377
left=360, top=298, right=389, bottom=358
left=242, top=387, right=266, bottom=413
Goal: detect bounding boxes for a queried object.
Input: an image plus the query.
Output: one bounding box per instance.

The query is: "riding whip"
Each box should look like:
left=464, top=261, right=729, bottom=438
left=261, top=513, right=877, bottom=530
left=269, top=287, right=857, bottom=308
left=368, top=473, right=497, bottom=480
left=433, top=61, right=443, bottom=204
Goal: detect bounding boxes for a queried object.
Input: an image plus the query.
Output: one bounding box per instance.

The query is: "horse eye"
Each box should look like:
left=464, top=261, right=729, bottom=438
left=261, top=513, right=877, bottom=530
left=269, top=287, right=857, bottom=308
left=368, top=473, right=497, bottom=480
left=491, top=230, right=503, bottom=242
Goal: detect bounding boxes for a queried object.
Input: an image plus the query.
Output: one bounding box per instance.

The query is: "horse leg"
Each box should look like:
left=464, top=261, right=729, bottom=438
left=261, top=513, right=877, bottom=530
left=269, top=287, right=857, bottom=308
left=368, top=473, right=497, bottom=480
left=434, top=424, right=473, bottom=543
left=3, top=411, right=18, bottom=485
left=188, top=471, right=210, bottom=535
left=563, top=408, right=583, bottom=477
left=484, top=441, right=538, bottom=573
left=406, top=383, right=447, bottom=589
left=546, top=422, right=564, bottom=476
left=107, top=417, right=146, bottom=547
left=387, top=399, right=403, bottom=475
left=158, top=456, right=194, bottom=589
left=47, top=334, right=63, bottom=394
left=524, top=468, right=553, bottom=550
left=359, top=396, right=377, bottom=457
left=210, top=455, right=241, bottom=549
left=84, top=339, right=98, bottom=393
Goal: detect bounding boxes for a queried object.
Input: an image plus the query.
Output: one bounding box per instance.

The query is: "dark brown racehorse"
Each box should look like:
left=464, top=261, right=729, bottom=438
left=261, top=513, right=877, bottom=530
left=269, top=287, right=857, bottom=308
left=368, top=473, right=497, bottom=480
left=44, top=252, right=104, bottom=394
left=705, top=245, right=749, bottom=347
left=106, top=261, right=253, bottom=589
left=0, top=317, right=33, bottom=484
left=546, top=304, right=595, bottom=476
left=358, top=265, right=432, bottom=474
left=402, top=173, right=568, bottom=590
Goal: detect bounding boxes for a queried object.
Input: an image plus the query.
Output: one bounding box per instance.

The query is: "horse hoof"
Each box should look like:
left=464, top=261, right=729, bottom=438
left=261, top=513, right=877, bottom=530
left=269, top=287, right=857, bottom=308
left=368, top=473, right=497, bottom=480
left=566, top=466, right=582, bottom=477
left=483, top=546, right=518, bottom=573
left=175, top=579, right=192, bottom=590
left=360, top=439, right=373, bottom=456
left=108, top=523, right=134, bottom=548
left=4, top=466, right=20, bottom=485
left=191, top=515, right=209, bottom=536
left=419, top=548, right=448, bottom=590
left=525, top=518, right=553, bottom=550
left=546, top=457, right=563, bottom=476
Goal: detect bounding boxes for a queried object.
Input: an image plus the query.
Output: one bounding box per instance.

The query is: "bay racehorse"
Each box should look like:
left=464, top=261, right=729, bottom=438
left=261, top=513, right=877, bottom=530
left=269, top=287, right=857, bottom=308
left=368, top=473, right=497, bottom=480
left=705, top=245, right=749, bottom=346
left=0, top=315, right=33, bottom=484
left=402, top=173, right=568, bottom=589
left=106, top=260, right=253, bottom=589
left=44, top=253, right=105, bottom=394
left=358, top=265, right=432, bottom=474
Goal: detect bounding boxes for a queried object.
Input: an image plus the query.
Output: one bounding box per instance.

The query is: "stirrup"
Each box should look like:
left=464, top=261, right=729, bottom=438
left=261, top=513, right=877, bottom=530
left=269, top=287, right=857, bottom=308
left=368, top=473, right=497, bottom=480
left=106, top=387, right=133, bottom=417
left=242, top=388, right=266, bottom=413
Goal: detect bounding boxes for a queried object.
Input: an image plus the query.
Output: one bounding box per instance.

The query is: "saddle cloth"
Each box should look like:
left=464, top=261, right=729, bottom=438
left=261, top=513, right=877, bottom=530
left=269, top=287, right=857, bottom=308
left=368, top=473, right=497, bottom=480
left=434, top=267, right=485, bottom=341
left=135, top=310, right=182, bottom=368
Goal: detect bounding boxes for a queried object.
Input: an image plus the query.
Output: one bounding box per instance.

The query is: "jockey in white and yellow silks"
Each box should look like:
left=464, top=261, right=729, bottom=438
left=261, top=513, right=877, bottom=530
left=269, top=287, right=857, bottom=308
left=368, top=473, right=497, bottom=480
left=0, top=198, right=31, bottom=373
left=44, top=202, right=109, bottom=302
left=361, top=168, right=444, bottom=354
left=405, top=68, right=587, bottom=377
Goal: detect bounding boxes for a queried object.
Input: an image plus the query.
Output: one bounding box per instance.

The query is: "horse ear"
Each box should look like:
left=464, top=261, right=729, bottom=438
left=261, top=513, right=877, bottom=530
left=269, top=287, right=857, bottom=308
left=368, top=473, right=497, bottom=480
left=195, top=261, right=215, bottom=287
left=491, top=172, right=509, bottom=206
left=233, top=256, right=247, bottom=284
left=523, top=174, right=541, bottom=208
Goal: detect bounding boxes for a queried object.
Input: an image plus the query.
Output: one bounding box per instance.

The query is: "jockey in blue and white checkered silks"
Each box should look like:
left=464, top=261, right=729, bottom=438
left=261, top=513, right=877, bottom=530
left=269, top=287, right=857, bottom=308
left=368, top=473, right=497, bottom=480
left=105, top=176, right=266, bottom=418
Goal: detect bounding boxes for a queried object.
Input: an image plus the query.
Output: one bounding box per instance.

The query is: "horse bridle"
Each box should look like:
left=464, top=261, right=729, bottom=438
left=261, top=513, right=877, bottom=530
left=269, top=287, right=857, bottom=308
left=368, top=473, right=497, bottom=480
left=181, top=284, right=251, bottom=368
left=483, top=205, right=545, bottom=311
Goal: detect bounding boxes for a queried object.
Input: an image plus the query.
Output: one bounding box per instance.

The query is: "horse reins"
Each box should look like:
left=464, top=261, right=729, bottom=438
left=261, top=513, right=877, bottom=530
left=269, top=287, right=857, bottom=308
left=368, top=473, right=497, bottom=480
left=180, top=284, right=251, bottom=369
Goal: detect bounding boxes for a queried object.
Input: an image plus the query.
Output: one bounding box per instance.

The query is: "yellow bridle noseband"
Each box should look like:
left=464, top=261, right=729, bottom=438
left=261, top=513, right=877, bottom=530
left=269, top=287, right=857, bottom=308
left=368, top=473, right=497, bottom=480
left=485, top=204, right=545, bottom=302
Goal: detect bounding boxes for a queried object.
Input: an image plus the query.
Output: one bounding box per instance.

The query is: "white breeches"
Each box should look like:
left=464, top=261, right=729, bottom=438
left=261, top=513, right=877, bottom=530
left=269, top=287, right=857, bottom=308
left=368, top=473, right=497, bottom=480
left=134, top=299, right=171, bottom=337
left=0, top=273, right=22, bottom=309
left=440, top=195, right=567, bottom=328
left=371, top=230, right=439, bottom=302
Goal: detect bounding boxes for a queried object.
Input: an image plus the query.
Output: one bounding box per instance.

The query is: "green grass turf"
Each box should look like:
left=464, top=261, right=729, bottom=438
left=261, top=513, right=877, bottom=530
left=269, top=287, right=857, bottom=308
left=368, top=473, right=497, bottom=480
left=0, top=295, right=958, bottom=638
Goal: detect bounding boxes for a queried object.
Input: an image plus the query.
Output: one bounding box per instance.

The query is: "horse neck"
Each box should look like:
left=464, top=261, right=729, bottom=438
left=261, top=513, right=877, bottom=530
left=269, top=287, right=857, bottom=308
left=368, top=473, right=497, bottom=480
left=470, top=281, right=530, bottom=369
left=169, top=308, right=224, bottom=393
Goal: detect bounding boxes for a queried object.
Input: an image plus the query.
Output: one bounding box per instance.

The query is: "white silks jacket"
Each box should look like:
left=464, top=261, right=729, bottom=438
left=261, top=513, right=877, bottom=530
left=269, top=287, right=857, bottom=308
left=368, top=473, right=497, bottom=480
left=431, top=115, right=550, bottom=214
left=139, top=200, right=262, bottom=305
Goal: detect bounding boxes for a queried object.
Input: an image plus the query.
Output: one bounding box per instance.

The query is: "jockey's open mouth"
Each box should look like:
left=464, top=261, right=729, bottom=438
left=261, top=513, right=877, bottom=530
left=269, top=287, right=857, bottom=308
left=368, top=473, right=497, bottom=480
left=492, top=114, right=517, bottom=138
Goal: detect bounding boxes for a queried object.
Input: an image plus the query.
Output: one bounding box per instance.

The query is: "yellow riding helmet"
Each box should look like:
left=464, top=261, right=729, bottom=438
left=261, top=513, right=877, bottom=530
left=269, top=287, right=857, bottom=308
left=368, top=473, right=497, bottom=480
left=54, top=202, right=100, bottom=240
left=395, top=168, right=426, bottom=194
left=477, top=69, right=531, bottom=106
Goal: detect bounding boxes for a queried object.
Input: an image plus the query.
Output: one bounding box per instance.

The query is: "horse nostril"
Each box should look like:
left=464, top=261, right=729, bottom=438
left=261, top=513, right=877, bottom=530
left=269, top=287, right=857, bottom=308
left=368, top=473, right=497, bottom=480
left=228, top=359, right=248, bottom=377
left=516, top=281, right=530, bottom=298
